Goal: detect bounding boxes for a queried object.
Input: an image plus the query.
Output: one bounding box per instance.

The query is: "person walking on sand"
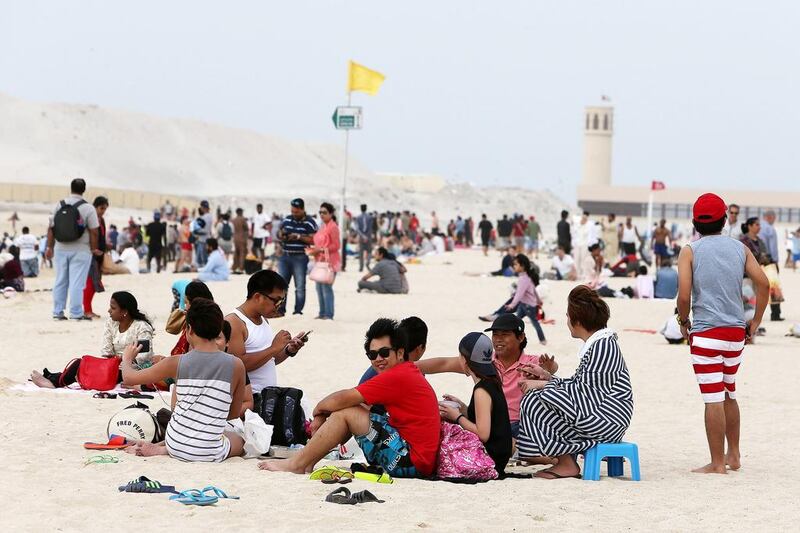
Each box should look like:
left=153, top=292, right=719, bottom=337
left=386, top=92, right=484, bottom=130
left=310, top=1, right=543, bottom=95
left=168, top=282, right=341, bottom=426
left=677, top=193, right=769, bottom=474
left=277, top=198, right=317, bottom=316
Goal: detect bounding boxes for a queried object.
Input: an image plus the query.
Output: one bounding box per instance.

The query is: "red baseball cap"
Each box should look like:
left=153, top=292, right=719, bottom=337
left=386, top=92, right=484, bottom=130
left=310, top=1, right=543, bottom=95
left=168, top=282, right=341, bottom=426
left=692, top=193, right=727, bottom=223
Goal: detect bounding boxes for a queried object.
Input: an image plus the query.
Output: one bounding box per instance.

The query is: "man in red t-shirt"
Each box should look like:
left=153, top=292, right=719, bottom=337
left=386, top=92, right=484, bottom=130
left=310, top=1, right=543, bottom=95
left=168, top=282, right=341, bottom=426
left=259, top=318, right=440, bottom=478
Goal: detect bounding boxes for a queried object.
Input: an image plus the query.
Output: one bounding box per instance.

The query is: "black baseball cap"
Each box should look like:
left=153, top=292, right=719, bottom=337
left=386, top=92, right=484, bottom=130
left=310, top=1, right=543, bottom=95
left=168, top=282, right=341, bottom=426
left=291, top=198, right=304, bottom=209
left=483, top=313, right=525, bottom=334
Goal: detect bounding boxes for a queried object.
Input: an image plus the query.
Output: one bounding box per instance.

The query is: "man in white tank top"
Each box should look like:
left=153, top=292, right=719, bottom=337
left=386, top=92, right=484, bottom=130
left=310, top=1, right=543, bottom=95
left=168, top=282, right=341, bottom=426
left=225, top=270, right=308, bottom=394
left=677, top=193, right=769, bottom=475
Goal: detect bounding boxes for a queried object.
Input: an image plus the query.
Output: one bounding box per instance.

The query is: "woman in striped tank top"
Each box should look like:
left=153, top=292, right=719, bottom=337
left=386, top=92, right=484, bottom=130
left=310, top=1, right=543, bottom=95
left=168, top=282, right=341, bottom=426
left=121, top=298, right=247, bottom=462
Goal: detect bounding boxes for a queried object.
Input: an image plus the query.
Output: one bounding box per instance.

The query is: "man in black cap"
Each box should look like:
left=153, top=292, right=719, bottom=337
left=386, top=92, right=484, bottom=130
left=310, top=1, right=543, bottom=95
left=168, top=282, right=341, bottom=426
left=276, top=198, right=317, bottom=315
left=416, top=313, right=557, bottom=438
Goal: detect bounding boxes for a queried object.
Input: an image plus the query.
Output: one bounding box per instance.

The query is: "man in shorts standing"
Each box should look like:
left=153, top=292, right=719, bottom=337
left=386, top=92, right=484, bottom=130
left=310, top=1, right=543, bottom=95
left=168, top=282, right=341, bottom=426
left=652, top=219, right=672, bottom=268
left=525, top=215, right=543, bottom=258
left=251, top=203, right=269, bottom=264
left=677, top=193, right=769, bottom=474
left=478, top=214, right=493, bottom=256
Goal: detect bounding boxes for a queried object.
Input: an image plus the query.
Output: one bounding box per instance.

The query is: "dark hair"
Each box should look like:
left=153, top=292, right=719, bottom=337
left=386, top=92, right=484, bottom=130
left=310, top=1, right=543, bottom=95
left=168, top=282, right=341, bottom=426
left=567, top=285, right=610, bottom=331
left=185, top=280, right=213, bottom=303
left=186, top=297, right=224, bottom=340
left=236, top=207, right=244, bottom=215
left=638, top=265, right=648, bottom=275
left=399, top=316, right=428, bottom=354
left=111, top=291, right=152, bottom=328
left=93, top=195, right=109, bottom=208
left=206, top=237, right=218, bottom=250
left=256, top=203, right=263, bottom=209
left=70, top=178, right=86, bottom=194
left=360, top=204, right=367, bottom=212
left=22, top=226, right=29, bottom=234
left=320, top=202, right=337, bottom=222
left=588, top=243, right=600, bottom=252
left=376, top=247, right=388, bottom=258
left=364, top=318, right=409, bottom=360
left=561, top=210, right=569, bottom=219
left=461, top=352, right=503, bottom=389
left=8, top=245, right=19, bottom=259
left=693, top=216, right=727, bottom=236
left=729, top=203, right=739, bottom=210
left=222, top=320, right=232, bottom=344
left=741, top=217, right=759, bottom=236
left=661, top=257, right=672, bottom=268
left=247, top=269, right=288, bottom=299
left=514, top=253, right=539, bottom=285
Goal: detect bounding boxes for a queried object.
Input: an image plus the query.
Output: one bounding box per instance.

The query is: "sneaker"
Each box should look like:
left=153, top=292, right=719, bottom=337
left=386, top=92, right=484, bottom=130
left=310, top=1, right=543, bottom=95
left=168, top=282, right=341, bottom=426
left=478, top=314, right=497, bottom=322
left=53, top=315, right=68, bottom=321
left=72, top=315, right=92, bottom=321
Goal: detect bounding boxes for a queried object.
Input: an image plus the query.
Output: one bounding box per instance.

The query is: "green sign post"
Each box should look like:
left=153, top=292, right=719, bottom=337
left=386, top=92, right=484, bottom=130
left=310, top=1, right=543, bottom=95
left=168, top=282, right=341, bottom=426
left=332, top=106, right=362, bottom=130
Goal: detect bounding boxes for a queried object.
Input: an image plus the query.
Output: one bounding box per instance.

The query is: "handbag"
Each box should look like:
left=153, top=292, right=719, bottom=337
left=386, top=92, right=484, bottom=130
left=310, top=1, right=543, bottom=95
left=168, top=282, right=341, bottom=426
left=309, top=249, right=335, bottom=284
left=435, top=421, right=498, bottom=481
left=78, top=355, right=121, bottom=391
left=165, top=308, right=186, bottom=335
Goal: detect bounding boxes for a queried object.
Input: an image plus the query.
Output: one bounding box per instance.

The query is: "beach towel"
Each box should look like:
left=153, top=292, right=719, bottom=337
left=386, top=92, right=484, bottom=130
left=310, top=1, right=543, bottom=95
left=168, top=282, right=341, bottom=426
left=435, top=422, right=498, bottom=482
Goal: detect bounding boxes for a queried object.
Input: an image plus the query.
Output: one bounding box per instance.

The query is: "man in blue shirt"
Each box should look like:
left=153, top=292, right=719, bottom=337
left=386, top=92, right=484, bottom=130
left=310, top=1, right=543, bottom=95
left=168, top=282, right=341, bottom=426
left=654, top=257, right=679, bottom=299
left=277, top=198, right=317, bottom=315
left=196, top=238, right=230, bottom=282
left=758, top=209, right=783, bottom=321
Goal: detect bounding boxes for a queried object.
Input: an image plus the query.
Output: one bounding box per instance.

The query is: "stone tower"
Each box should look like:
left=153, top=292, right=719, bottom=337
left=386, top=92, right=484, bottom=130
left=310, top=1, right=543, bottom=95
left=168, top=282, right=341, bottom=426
left=581, top=105, right=614, bottom=186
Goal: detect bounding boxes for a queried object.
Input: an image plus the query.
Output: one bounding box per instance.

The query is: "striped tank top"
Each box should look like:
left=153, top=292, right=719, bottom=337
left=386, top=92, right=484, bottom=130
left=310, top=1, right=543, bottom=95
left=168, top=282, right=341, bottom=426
left=165, top=350, right=234, bottom=462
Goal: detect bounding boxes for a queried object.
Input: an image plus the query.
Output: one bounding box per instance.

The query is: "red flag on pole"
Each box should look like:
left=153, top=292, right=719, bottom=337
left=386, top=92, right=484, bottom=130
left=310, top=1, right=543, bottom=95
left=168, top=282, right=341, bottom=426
left=651, top=180, right=666, bottom=191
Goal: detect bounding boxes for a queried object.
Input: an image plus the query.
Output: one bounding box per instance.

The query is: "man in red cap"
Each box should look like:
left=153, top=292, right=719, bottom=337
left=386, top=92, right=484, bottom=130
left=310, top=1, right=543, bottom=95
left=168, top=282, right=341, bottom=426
left=677, top=193, right=769, bottom=474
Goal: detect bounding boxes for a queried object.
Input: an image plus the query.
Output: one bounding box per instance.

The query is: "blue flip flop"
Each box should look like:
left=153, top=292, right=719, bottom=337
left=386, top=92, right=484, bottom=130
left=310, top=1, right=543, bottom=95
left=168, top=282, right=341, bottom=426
left=201, top=486, right=239, bottom=500
left=169, top=489, right=218, bottom=506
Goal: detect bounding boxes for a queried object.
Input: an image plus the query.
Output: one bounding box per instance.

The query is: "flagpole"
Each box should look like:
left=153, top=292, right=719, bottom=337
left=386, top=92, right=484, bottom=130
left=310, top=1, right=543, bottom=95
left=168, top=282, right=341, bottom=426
left=340, top=91, right=351, bottom=270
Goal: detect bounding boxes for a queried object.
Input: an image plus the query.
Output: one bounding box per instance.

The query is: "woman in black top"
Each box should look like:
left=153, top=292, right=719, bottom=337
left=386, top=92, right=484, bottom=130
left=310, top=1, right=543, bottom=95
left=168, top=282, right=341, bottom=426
left=438, top=332, right=512, bottom=475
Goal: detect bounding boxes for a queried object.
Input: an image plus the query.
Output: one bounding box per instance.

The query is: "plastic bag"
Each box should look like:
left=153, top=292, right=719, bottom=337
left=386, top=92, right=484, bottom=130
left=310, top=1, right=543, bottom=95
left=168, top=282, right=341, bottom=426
left=243, top=409, right=274, bottom=459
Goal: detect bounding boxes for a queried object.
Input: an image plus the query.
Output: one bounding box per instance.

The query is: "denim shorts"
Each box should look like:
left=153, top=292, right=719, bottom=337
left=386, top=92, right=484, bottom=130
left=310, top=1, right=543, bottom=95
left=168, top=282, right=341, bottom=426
left=355, top=412, right=418, bottom=478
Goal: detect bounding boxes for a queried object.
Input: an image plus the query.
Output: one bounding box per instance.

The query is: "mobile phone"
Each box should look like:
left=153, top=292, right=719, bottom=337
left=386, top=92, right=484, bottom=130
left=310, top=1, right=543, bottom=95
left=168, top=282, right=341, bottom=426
left=301, top=330, right=313, bottom=343
left=137, top=339, right=151, bottom=353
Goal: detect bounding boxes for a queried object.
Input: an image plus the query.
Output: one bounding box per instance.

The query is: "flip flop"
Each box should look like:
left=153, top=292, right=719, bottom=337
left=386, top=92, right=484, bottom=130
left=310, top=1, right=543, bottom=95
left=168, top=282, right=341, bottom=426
left=119, top=391, right=154, bottom=399
left=350, top=490, right=385, bottom=504
left=534, top=470, right=581, bottom=480
left=93, top=392, right=117, bottom=399
left=200, top=486, right=239, bottom=500
left=325, top=487, right=357, bottom=505
left=353, top=472, right=393, bottom=484
left=84, top=435, right=130, bottom=450
left=119, top=476, right=178, bottom=494
left=84, top=454, right=119, bottom=466
left=169, top=489, right=218, bottom=506
left=309, top=466, right=355, bottom=483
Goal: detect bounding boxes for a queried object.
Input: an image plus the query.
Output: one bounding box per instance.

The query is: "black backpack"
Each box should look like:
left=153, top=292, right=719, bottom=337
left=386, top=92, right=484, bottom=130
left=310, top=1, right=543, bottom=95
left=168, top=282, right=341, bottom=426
left=220, top=222, right=233, bottom=241
left=53, top=199, right=87, bottom=242
left=257, top=386, right=308, bottom=446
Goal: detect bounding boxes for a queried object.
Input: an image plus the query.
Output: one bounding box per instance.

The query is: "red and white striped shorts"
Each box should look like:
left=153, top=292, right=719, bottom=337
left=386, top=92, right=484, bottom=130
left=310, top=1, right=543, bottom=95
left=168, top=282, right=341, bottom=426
left=690, top=327, right=746, bottom=404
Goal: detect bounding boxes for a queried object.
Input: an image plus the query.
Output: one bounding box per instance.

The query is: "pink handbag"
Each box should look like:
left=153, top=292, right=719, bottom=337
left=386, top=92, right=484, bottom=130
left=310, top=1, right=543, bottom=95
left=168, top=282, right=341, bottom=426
left=436, top=421, right=498, bottom=481
left=309, top=249, right=335, bottom=284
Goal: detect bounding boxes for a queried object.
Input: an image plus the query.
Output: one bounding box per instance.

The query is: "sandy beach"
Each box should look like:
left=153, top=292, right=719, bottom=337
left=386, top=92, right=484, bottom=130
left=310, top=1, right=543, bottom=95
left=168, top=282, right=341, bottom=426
left=0, top=248, right=798, bottom=532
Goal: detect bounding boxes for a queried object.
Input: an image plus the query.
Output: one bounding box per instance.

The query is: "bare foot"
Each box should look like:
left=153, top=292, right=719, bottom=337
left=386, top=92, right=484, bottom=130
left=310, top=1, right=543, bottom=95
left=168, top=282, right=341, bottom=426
left=726, top=453, right=741, bottom=471
left=691, top=463, right=727, bottom=474
left=30, top=371, right=55, bottom=389
left=258, top=459, right=305, bottom=474
left=532, top=454, right=579, bottom=479
left=125, top=442, right=168, bottom=457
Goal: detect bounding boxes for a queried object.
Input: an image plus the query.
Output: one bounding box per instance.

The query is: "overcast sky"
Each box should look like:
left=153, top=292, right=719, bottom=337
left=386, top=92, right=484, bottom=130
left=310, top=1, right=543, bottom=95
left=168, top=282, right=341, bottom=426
left=1, top=1, right=798, bottom=201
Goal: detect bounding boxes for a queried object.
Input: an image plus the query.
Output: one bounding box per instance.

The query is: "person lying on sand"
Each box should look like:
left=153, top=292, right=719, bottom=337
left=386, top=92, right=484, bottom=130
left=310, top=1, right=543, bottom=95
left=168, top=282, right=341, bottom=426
left=259, top=318, right=440, bottom=478
left=122, top=298, right=247, bottom=462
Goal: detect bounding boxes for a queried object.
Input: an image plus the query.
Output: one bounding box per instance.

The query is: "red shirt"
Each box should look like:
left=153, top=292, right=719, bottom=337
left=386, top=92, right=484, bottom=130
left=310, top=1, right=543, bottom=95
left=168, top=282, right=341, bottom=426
left=356, top=362, right=440, bottom=476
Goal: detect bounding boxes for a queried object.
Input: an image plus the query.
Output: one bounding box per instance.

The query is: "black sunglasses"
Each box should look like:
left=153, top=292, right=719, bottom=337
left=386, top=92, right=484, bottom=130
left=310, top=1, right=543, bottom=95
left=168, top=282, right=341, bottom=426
left=319, top=210, right=329, bottom=215
left=260, top=292, right=285, bottom=306
left=366, top=347, right=393, bottom=360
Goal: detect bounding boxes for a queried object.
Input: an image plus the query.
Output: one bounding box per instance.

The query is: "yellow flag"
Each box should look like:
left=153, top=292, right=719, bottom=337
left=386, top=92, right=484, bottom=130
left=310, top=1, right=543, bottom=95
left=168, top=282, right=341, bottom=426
left=347, top=61, right=385, bottom=95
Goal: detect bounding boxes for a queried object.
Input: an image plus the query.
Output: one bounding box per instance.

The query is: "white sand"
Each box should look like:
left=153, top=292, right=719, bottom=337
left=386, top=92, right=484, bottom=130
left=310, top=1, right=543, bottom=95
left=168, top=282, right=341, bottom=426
left=1, top=249, right=798, bottom=532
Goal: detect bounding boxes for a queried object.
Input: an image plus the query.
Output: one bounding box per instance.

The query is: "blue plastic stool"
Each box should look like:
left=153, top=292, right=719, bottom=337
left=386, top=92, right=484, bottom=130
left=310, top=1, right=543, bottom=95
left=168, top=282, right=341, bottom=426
left=582, top=442, right=641, bottom=481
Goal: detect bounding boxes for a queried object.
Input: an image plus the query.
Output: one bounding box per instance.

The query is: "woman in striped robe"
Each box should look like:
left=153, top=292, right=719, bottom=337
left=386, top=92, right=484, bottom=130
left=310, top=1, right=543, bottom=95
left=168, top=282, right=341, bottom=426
left=516, top=285, right=633, bottom=479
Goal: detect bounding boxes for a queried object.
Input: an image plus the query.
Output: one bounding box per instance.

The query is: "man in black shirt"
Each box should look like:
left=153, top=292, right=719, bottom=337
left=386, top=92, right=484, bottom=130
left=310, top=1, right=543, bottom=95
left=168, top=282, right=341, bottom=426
left=145, top=211, right=167, bottom=273
left=557, top=210, right=571, bottom=255
left=478, top=214, right=493, bottom=256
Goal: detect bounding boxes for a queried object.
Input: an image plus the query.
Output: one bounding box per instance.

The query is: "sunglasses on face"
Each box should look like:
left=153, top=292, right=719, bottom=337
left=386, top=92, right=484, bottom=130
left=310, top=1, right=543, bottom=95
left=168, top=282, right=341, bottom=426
left=730, top=211, right=739, bottom=215
left=319, top=210, right=329, bottom=215
left=260, top=292, right=285, bottom=306
left=366, top=347, right=393, bottom=360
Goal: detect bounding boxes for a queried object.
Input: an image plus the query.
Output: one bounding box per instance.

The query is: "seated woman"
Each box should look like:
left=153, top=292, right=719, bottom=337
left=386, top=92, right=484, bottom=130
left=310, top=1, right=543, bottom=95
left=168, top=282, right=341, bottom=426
left=123, top=298, right=247, bottom=461
left=30, top=291, right=155, bottom=388
left=167, top=280, right=214, bottom=355
left=516, top=285, right=633, bottom=479
left=0, top=245, right=24, bottom=292
left=438, top=332, right=512, bottom=476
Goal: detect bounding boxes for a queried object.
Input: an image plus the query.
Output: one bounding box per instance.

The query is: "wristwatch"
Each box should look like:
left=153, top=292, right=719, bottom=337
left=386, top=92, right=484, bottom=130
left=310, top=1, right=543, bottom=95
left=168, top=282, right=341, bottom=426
left=676, top=315, right=690, bottom=327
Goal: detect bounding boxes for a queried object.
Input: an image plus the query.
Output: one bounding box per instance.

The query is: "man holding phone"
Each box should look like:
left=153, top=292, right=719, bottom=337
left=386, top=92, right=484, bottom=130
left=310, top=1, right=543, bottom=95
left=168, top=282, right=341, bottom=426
left=276, top=198, right=317, bottom=316
left=225, top=270, right=308, bottom=401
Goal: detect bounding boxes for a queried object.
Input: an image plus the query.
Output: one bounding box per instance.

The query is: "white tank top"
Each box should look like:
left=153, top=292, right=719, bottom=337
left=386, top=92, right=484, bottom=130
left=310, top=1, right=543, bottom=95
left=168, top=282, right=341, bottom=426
left=621, top=225, right=637, bottom=243
left=232, top=309, right=277, bottom=392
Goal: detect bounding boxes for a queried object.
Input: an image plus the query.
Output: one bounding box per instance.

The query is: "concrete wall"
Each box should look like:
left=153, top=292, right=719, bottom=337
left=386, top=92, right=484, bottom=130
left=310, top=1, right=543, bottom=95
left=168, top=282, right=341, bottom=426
left=0, top=182, right=197, bottom=212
